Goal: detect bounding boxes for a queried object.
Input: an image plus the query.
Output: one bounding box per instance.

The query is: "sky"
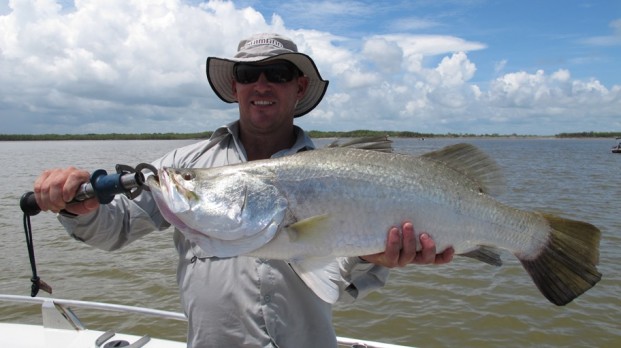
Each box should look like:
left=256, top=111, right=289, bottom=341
left=1, top=0, right=620, bottom=135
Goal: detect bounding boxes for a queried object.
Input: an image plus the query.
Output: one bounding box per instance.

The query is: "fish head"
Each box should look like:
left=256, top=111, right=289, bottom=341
left=146, top=169, right=198, bottom=238
left=149, top=166, right=288, bottom=254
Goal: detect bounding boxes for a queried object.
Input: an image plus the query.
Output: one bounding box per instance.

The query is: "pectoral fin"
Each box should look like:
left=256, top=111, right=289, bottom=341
left=286, top=214, right=331, bottom=242
left=286, top=215, right=341, bottom=303
left=290, top=257, right=341, bottom=304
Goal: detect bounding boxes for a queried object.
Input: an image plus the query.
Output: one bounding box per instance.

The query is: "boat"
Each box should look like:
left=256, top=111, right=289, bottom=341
left=0, top=293, right=413, bottom=348
left=612, top=137, right=621, bottom=153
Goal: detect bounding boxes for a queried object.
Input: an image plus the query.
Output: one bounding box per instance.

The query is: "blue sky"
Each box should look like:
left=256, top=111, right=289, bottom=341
left=1, top=0, right=619, bottom=135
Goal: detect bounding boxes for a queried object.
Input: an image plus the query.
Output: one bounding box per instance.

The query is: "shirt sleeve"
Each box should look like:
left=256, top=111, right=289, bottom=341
left=55, top=134, right=225, bottom=251
left=336, top=256, right=389, bottom=303
left=58, top=189, right=170, bottom=251
left=54, top=140, right=196, bottom=251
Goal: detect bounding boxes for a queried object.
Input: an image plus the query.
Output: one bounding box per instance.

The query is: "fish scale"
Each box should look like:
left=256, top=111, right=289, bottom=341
left=263, top=148, right=537, bottom=257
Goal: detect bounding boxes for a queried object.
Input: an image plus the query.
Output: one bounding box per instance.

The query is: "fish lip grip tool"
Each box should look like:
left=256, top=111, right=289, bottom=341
left=19, top=163, right=157, bottom=297
left=20, top=163, right=157, bottom=216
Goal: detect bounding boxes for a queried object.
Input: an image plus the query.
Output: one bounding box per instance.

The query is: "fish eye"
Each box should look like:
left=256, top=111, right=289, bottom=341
left=181, top=171, right=194, bottom=181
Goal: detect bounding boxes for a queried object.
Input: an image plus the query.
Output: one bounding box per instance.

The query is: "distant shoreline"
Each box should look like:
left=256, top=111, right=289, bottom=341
left=0, top=130, right=619, bottom=141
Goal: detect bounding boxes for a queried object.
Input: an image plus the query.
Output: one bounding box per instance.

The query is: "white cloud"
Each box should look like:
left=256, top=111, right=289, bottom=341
left=479, top=69, right=621, bottom=134
left=379, top=33, right=487, bottom=57
left=486, top=69, right=616, bottom=109
left=362, top=37, right=403, bottom=74
left=0, top=0, right=619, bottom=136
left=494, top=59, right=507, bottom=75
left=434, top=52, right=477, bottom=87
left=551, top=69, right=570, bottom=82
left=388, top=17, right=440, bottom=32
left=0, top=0, right=276, bottom=133
left=580, top=18, right=621, bottom=46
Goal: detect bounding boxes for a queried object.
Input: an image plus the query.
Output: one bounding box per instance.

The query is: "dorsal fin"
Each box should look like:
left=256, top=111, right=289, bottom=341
left=326, top=135, right=393, bottom=153
left=421, top=143, right=505, bottom=196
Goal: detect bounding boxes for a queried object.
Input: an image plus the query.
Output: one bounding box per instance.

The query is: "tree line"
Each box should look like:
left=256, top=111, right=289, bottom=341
left=0, top=132, right=213, bottom=141
left=1, top=130, right=620, bottom=141
left=555, top=131, right=621, bottom=138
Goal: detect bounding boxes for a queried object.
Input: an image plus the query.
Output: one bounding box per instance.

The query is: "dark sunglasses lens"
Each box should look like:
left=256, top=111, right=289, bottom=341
left=234, top=63, right=296, bottom=84
left=234, top=65, right=260, bottom=84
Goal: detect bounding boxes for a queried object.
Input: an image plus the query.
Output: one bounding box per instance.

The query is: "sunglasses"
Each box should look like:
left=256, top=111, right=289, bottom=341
left=233, top=62, right=301, bottom=84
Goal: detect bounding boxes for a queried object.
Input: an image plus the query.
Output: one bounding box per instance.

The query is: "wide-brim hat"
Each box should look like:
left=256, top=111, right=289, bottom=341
left=207, top=33, right=329, bottom=117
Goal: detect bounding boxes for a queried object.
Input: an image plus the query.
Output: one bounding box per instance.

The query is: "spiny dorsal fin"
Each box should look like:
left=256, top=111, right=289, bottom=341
left=326, top=135, right=393, bottom=153
left=421, top=143, right=505, bottom=196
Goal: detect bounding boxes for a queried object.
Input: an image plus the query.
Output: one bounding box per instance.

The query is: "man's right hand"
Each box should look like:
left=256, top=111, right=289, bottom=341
left=34, top=167, right=99, bottom=215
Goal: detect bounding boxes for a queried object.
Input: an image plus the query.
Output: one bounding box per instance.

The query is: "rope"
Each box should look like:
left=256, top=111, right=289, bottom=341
left=23, top=213, right=52, bottom=297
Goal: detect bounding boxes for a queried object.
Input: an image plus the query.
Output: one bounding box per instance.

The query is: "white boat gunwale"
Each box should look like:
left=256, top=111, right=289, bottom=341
left=0, top=294, right=414, bottom=348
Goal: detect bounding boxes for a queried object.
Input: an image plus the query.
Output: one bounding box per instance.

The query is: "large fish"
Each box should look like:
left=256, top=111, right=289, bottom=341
left=146, top=140, right=601, bottom=305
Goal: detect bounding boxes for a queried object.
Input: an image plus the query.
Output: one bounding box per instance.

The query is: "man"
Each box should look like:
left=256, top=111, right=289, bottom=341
left=34, top=33, right=454, bottom=347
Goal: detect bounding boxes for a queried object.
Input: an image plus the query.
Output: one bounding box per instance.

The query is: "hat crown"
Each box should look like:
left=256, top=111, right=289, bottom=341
left=235, top=33, right=298, bottom=59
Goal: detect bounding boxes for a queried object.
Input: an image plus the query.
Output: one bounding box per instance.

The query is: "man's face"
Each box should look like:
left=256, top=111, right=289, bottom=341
left=232, top=61, right=308, bottom=134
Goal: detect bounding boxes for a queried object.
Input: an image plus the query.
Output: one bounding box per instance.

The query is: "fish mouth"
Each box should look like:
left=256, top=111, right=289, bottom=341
left=147, top=170, right=200, bottom=239
left=145, top=169, right=172, bottom=204
left=148, top=167, right=197, bottom=224
left=145, top=172, right=161, bottom=191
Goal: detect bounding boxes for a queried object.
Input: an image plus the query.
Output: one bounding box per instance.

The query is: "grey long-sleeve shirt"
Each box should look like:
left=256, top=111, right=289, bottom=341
left=59, top=121, right=389, bottom=348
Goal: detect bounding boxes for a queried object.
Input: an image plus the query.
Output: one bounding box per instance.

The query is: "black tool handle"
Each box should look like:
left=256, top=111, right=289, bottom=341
left=20, top=170, right=145, bottom=217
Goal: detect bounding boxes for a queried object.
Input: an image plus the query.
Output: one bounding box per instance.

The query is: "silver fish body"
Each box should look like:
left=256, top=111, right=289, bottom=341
left=147, top=143, right=601, bottom=305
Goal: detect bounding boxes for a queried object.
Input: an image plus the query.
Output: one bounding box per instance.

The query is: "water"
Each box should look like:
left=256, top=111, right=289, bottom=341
left=1, top=138, right=620, bottom=347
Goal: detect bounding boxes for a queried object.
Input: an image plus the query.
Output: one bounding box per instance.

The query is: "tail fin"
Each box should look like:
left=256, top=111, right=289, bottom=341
left=519, top=214, right=601, bottom=306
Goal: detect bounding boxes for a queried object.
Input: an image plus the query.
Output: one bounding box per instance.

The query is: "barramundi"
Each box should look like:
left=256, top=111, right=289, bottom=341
left=146, top=141, right=601, bottom=305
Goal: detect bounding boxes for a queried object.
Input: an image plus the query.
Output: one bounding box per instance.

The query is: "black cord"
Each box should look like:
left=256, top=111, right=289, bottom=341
left=23, top=213, right=52, bottom=297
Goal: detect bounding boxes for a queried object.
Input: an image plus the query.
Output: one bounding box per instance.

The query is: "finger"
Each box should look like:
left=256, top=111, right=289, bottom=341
left=65, top=198, right=100, bottom=215
left=415, top=233, right=437, bottom=264
left=40, top=169, right=67, bottom=212
left=361, top=227, right=401, bottom=266
left=384, top=227, right=402, bottom=267
left=33, top=170, right=53, bottom=211
left=47, top=171, right=67, bottom=211
left=398, top=222, right=416, bottom=267
left=62, top=167, right=89, bottom=203
left=435, top=247, right=455, bottom=265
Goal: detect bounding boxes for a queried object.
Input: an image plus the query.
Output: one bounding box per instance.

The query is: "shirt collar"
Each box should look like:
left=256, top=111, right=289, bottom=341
left=210, top=120, right=315, bottom=159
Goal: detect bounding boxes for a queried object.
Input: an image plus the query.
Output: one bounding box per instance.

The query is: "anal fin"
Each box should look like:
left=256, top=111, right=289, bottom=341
left=458, top=245, right=503, bottom=267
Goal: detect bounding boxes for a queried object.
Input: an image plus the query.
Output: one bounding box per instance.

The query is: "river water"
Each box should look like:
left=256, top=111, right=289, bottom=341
left=0, top=138, right=619, bottom=347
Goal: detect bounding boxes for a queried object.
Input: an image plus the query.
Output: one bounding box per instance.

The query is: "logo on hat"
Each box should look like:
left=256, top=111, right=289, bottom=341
left=243, top=38, right=284, bottom=50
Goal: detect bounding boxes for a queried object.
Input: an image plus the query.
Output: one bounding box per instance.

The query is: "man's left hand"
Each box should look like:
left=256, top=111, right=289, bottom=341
left=360, top=221, right=454, bottom=268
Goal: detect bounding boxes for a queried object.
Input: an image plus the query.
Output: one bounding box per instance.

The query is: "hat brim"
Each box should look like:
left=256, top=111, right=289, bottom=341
left=207, top=53, right=329, bottom=117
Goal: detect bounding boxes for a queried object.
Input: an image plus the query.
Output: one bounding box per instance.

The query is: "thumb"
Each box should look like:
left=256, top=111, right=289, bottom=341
left=64, top=198, right=100, bottom=216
